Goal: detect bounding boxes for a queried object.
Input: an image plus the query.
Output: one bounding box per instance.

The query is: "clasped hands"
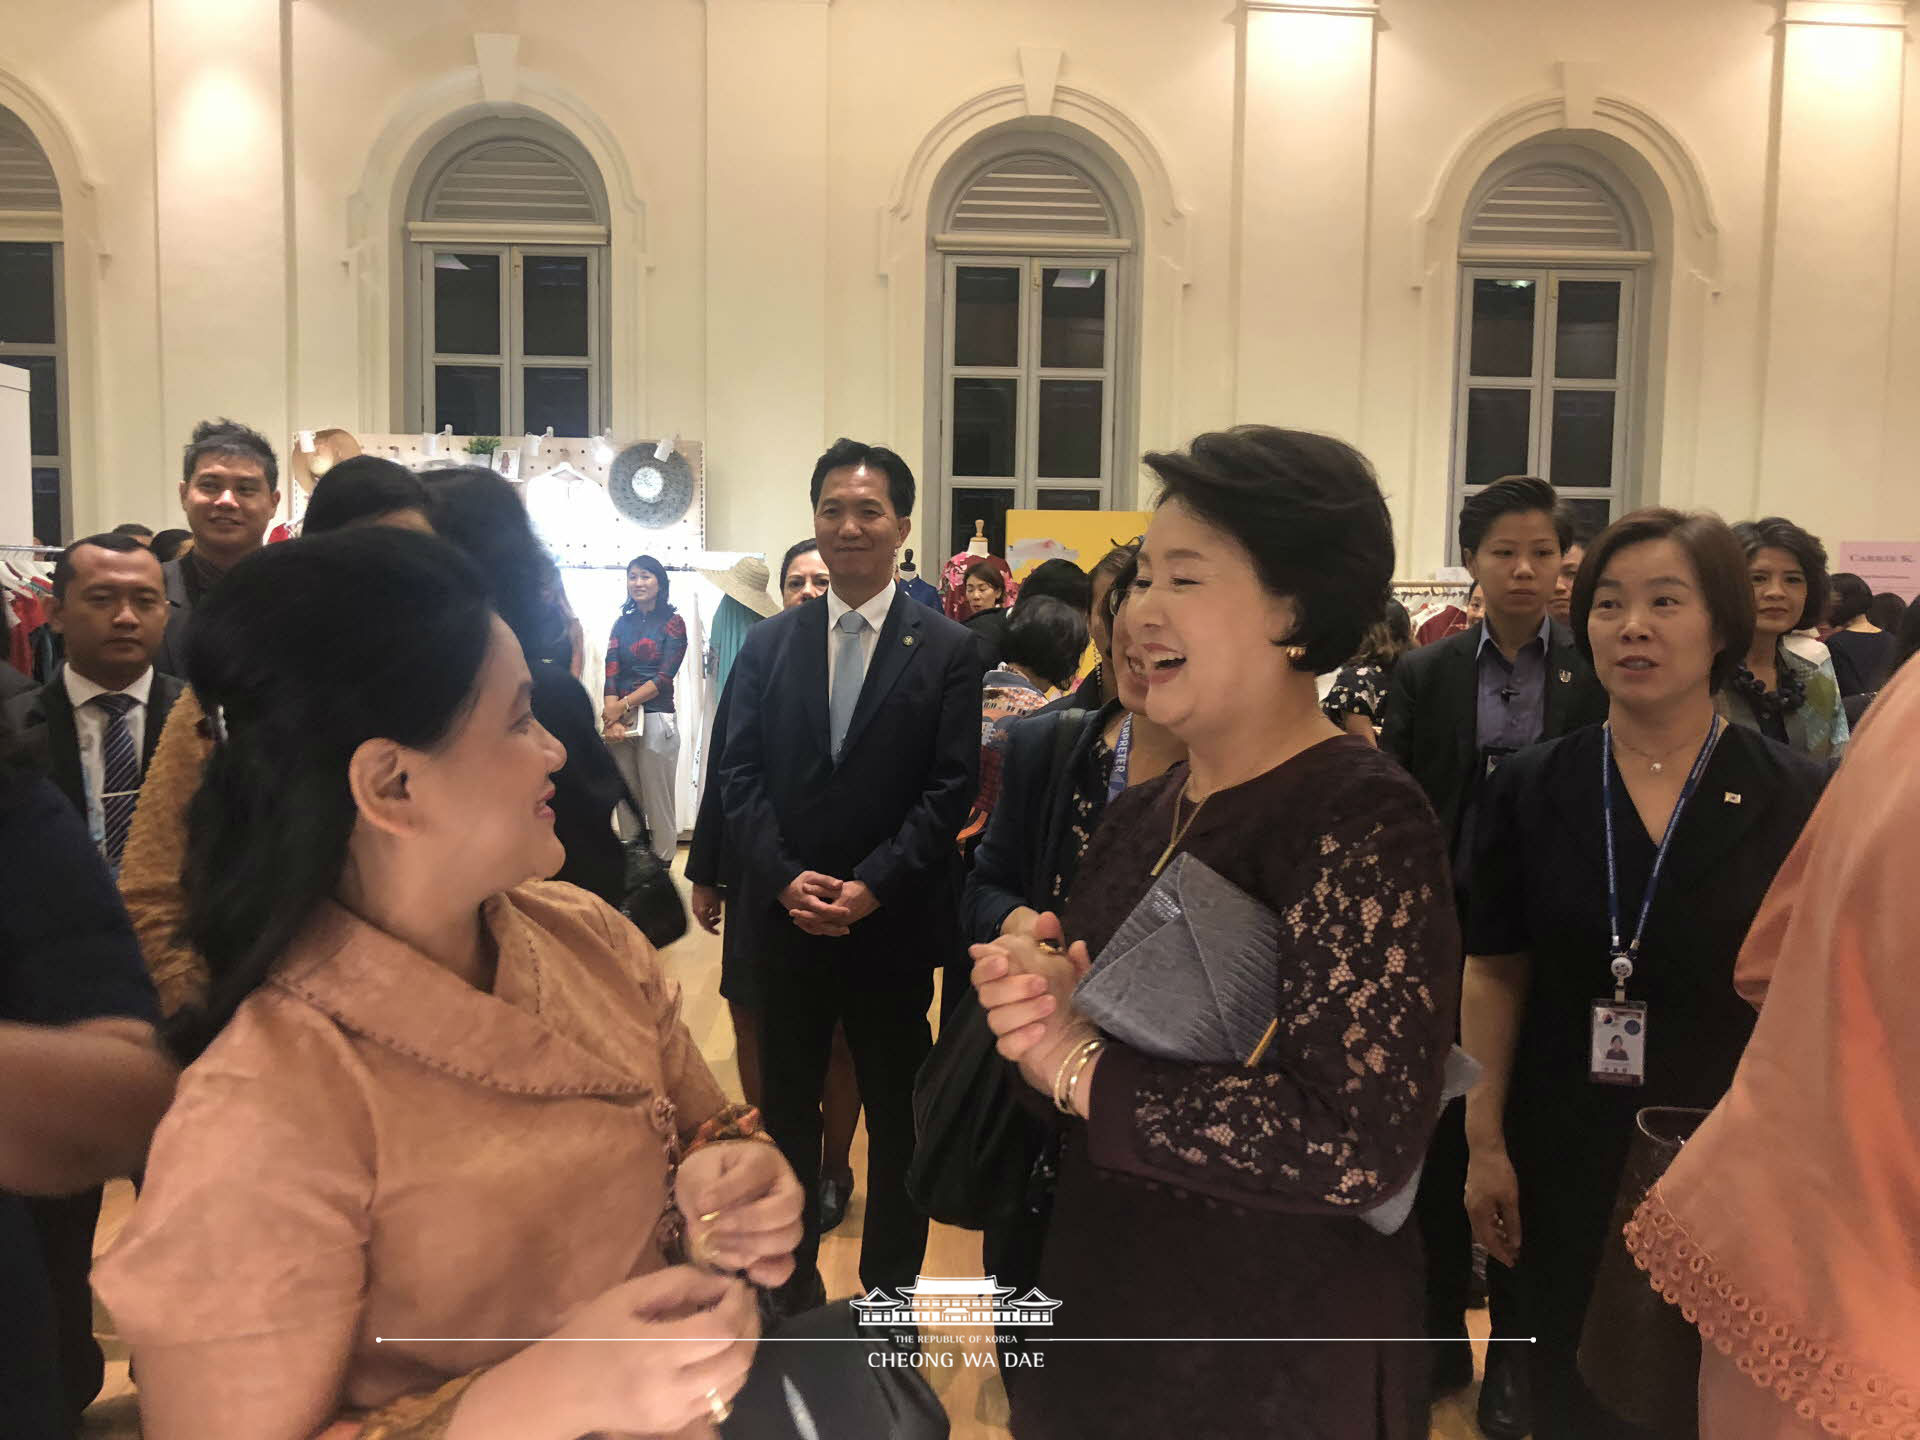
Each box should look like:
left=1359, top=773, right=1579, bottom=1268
left=779, top=871, right=878, bottom=938
left=970, top=911, right=1100, bottom=1102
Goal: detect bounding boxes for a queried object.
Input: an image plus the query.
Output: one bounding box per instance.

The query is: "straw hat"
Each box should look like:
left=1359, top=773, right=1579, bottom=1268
left=700, top=555, right=778, bottom=619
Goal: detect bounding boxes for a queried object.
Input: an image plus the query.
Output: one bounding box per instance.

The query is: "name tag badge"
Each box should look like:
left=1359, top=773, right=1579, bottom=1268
left=1590, top=1000, right=1648, bottom=1086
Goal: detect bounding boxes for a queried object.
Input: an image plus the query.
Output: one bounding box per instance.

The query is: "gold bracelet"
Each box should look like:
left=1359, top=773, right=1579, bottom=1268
left=1050, top=1042, right=1085, bottom=1112
left=1062, top=1039, right=1104, bottom=1116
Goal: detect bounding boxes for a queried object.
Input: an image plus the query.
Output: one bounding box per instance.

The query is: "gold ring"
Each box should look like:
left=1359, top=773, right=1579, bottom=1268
left=705, top=1388, right=732, bottom=1423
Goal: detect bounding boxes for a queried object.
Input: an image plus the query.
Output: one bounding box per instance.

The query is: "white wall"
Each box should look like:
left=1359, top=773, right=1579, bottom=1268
left=0, top=0, right=1913, bottom=580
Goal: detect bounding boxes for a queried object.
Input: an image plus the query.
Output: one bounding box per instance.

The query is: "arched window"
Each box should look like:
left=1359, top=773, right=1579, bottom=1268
left=0, top=105, right=66, bottom=540
left=405, top=118, right=610, bottom=438
left=1452, top=153, right=1649, bottom=540
left=930, top=139, right=1137, bottom=556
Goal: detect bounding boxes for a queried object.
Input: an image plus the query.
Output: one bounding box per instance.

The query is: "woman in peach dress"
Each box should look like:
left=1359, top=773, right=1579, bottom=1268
left=1626, top=660, right=1920, bottom=1438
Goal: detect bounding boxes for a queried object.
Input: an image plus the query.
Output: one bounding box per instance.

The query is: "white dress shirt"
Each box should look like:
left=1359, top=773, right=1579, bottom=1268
left=824, top=581, right=897, bottom=696
left=63, top=664, right=155, bottom=844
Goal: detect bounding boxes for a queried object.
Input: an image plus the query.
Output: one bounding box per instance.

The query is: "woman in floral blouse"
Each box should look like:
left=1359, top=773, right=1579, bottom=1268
left=605, top=554, right=688, bottom=862
left=1321, top=597, right=1413, bottom=743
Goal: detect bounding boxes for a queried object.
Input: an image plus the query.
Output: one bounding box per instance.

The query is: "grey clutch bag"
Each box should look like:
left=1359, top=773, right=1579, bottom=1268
left=1072, top=852, right=1476, bottom=1237
left=1072, top=852, right=1280, bottom=1066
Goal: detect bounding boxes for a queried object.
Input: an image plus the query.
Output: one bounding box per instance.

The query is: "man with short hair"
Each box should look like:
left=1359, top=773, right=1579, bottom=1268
left=4, top=534, right=184, bottom=871
left=153, top=419, right=279, bottom=675
left=721, top=438, right=983, bottom=1315
left=1, top=530, right=182, bottom=1434
left=1549, top=509, right=1598, bottom=629
left=1380, top=475, right=1609, bottom=1437
left=110, top=523, right=154, bottom=547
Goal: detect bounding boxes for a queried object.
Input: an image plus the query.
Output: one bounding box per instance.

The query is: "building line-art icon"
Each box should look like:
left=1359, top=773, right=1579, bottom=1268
left=849, top=1275, right=1062, bottom=1328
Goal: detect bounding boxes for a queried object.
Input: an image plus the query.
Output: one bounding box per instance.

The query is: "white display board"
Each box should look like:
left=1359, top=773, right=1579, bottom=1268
left=0, top=364, right=32, bottom=545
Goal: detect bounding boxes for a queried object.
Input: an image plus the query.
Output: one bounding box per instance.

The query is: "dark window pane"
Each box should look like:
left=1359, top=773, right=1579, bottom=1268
left=1036, top=489, right=1101, bottom=510
left=953, top=377, right=1017, bottom=476
left=1469, top=277, right=1536, bottom=378
left=433, top=252, right=501, bottom=355
left=1550, top=390, right=1616, bottom=488
left=954, top=266, right=1020, bottom=368
left=1036, top=379, right=1103, bottom=479
left=32, top=466, right=62, bottom=546
left=20, top=355, right=58, bottom=456
left=1554, top=280, right=1621, bottom=380
left=1464, top=387, right=1532, bottom=487
left=523, top=254, right=589, bottom=357
left=1040, top=268, right=1106, bottom=369
left=524, top=367, right=590, bottom=437
left=950, top=487, right=1015, bottom=560
left=434, top=364, right=502, bottom=434
left=0, top=243, right=56, bottom=344
left=1559, top=496, right=1614, bottom=538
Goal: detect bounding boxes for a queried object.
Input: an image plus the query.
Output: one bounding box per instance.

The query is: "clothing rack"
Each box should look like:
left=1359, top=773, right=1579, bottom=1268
left=0, top=542, right=62, bottom=555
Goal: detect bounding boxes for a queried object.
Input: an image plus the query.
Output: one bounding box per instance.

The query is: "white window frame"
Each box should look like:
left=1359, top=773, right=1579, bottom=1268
left=0, top=239, right=68, bottom=541
left=938, top=253, right=1118, bottom=549
left=416, top=242, right=602, bottom=437
left=1449, top=264, right=1637, bottom=539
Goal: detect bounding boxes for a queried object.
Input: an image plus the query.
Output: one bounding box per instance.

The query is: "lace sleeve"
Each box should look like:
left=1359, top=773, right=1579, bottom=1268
left=1083, top=787, right=1459, bottom=1212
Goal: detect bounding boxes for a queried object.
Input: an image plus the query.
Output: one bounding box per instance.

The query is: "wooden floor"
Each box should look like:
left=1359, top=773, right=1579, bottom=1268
left=81, top=854, right=1497, bottom=1438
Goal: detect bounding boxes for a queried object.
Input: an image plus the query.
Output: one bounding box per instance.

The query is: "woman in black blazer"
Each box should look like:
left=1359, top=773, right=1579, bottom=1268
left=1462, top=509, right=1827, bottom=1439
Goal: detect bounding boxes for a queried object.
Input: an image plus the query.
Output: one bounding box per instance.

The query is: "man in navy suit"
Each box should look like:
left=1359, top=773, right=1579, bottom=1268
left=1, top=531, right=183, bottom=1430
left=721, top=438, right=983, bottom=1311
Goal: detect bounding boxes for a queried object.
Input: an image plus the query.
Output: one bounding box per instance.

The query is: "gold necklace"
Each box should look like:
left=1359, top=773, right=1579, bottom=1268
left=1609, top=719, right=1716, bottom=775
left=1151, top=782, right=1208, bottom=876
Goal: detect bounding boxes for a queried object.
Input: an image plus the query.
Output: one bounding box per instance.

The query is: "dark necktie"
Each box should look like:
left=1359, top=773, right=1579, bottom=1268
left=91, top=691, right=141, bottom=870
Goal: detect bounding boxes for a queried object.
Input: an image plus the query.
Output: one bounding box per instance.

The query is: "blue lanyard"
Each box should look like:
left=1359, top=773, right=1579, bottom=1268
left=1107, top=713, right=1134, bottom=803
left=1601, top=717, right=1722, bottom=999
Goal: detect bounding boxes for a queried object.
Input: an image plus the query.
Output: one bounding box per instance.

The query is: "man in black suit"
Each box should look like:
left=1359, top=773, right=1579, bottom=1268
left=1, top=531, right=182, bottom=1431
left=721, top=438, right=982, bottom=1312
left=154, top=418, right=279, bottom=676
left=1380, top=476, right=1608, bottom=1436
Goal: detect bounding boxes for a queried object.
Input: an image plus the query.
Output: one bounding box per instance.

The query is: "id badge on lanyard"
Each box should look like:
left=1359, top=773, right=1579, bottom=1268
left=1595, top=719, right=1721, bottom=1088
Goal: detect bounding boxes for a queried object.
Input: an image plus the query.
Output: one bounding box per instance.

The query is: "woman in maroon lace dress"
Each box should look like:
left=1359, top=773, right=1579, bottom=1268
left=972, top=426, right=1459, bottom=1439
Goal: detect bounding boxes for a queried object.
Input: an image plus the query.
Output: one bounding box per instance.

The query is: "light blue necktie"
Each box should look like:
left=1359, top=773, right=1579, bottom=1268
left=829, top=610, right=869, bottom=759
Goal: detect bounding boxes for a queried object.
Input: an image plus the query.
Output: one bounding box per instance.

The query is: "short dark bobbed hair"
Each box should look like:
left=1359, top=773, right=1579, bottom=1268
left=808, top=437, right=916, bottom=519
left=1571, top=507, right=1755, bottom=694
left=1459, top=475, right=1559, bottom=560
left=1000, top=595, right=1091, bottom=691
left=1142, top=426, right=1394, bottom=675
left=1867, top=591, right=1907, bottom=633
left=1732, top=517, right=1830, bottom=633
left=1828, top=573, right=1873, bottom=628
left=303, top=456, right=430, bottom=535
left=962, top=559, right=1006, bottom=601
left=779, top=538, right=822, bottom=592
left=1014, top=558, right=1093, bottom=619
left=173, top=529, right=494, bottom=1062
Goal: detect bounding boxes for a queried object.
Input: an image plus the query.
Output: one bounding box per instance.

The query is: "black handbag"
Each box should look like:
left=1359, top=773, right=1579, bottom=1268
left=1578, top=1105, right=1709, bottom=1438
left=616, top=779, right=689, bottom=950
left=723, top=1299, right=949, bottom=1439
left=907, top=985, right=1047, bottom=1230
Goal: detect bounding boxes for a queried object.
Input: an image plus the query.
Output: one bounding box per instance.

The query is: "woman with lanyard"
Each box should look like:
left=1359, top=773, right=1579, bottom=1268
left=1461, top=508, right=1827, bottom=1438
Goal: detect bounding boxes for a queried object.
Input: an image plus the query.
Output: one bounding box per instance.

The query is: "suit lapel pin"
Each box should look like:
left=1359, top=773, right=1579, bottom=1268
left=1559, top=670, right=1573, bottom=684
left=1724, top=791, right=1742, bottom=805
left=903, top=635, right=916, bottom=647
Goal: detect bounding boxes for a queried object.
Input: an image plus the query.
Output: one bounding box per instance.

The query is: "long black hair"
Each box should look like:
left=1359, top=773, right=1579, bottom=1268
left=622, top=554, right=672, bottom=616
left=420, top=467, right=572, bottom=669
left=169, top=529, right=494, bottom=1062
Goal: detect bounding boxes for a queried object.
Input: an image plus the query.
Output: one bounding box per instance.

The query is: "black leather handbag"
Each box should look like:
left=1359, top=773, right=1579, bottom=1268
left=907, top=985, right=1047, bottom=1230
left=723, top=1299, right=949, bottom=1439
left=1578, top=1105, right=1709, bottom=1438
left=616, top=780, right=689, bottom=950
